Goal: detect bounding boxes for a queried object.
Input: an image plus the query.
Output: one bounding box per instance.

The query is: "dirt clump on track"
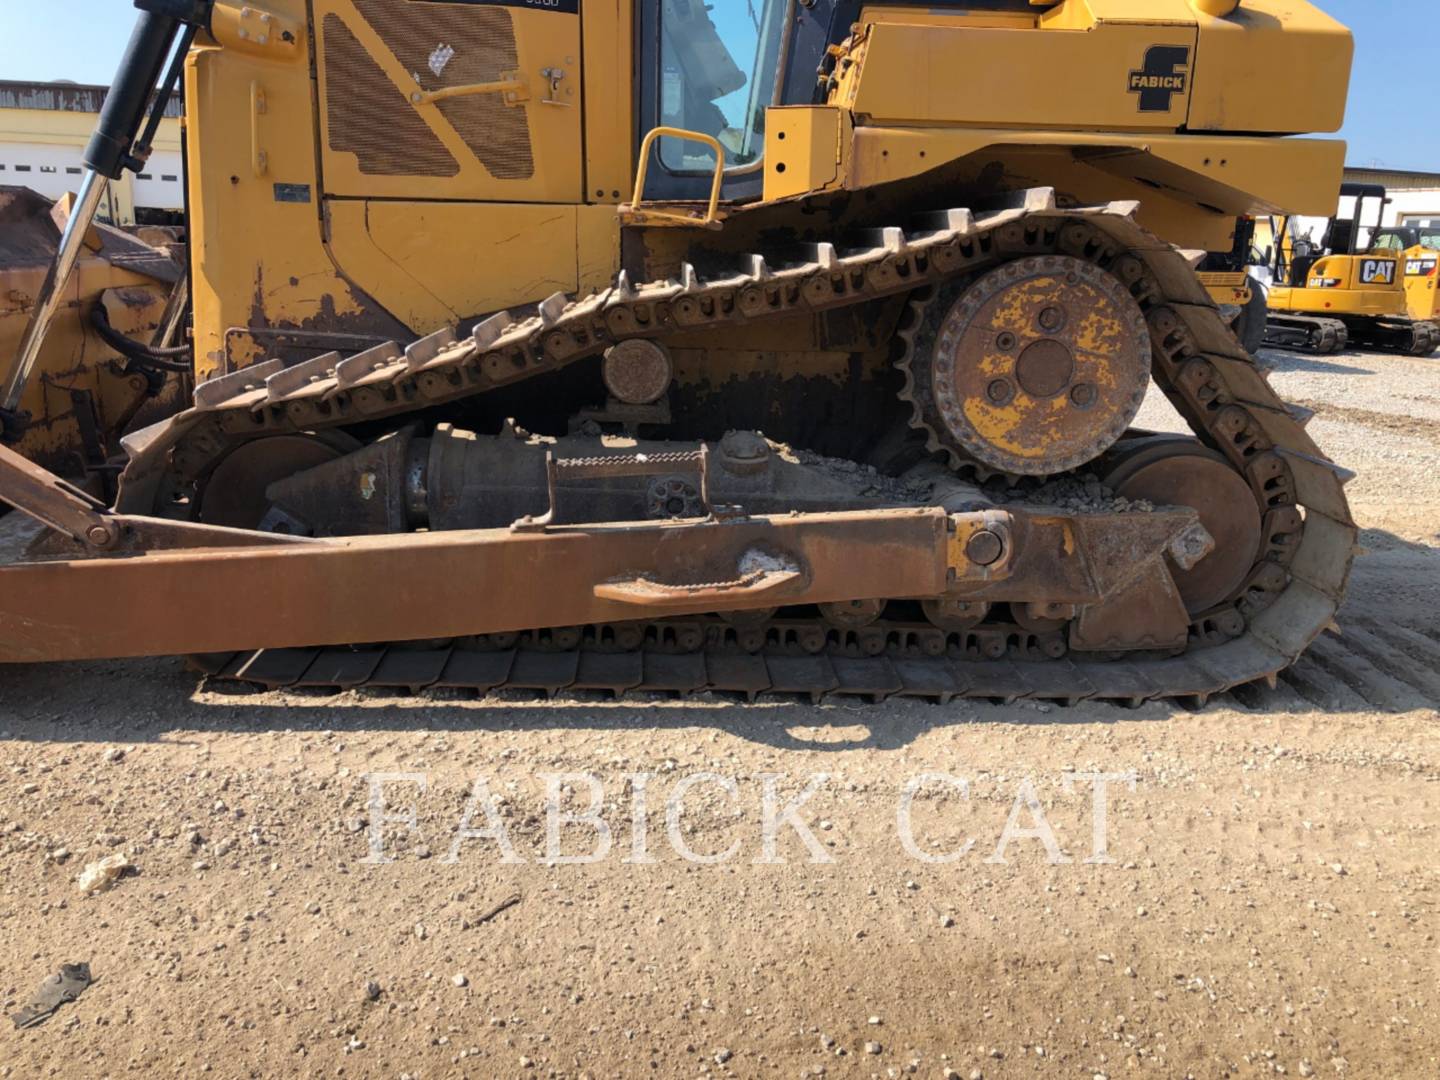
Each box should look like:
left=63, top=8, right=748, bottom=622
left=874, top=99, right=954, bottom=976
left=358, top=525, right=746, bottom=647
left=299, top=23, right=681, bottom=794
left=0, top=347, right=1437, bottom=1078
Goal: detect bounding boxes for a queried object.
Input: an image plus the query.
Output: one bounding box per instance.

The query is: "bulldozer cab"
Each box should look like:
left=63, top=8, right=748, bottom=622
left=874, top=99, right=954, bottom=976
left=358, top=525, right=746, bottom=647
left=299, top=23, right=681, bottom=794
left=652, top=0, right=779, bottom=169
left=311, top=0, right=799, bottom=209
left=633, top=0, right=791, bottom=205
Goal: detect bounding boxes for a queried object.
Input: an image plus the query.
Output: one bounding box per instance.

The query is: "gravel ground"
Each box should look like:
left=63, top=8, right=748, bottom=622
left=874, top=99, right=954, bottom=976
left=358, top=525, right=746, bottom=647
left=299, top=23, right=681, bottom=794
left=0, top=347, right=1436, bottom=1078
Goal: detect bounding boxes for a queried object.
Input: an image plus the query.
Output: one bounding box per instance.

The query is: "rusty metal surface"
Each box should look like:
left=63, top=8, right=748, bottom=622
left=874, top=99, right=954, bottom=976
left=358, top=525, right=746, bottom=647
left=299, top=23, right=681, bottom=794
left=23, top=516, right=316, bottom=560
left=0, top=186, right=186, bottom=473
left=199, top=434, right=353, bottom=530
left=0, top=482, right=1206, bottom=663
left=263, top=427, right=913, bottom=537
left=0, top=436, right=313, bottom=560
left=516, top=446, right=712, bottom=532
left=0, top=192, right=1357, bottom=703
left=193, top=635, right=1276, bottom=706
left=1070, top=559, right=1191, bottom=652
left=1103, top=436, right=1263, bottom=614
left=899, top=254, right=1151, bottom=476
left=0, top=439, right=113, bottom=545
left=0, top=187, right=181, bottom=280
left=602, top=340, right=674, bottom=404
left=0, top=509, right=957, bottom=663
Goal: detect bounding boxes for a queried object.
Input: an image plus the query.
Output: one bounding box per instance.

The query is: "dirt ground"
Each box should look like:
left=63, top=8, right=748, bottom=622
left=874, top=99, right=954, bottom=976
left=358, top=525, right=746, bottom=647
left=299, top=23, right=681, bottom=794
left=0, top=347, right=1436, bottom=1079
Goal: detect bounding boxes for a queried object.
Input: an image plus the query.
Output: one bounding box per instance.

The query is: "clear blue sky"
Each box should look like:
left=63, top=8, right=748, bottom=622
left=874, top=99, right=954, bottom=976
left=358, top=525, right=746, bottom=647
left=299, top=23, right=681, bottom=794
left=0, top=0, right=1435, bottom=170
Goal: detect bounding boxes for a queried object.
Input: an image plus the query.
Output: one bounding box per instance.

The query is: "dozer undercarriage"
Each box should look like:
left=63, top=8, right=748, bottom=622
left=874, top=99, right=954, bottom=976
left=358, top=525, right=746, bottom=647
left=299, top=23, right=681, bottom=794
left=0, top=193, right=1356, bottom=705
left=0, top=0, right=1366, bottom=706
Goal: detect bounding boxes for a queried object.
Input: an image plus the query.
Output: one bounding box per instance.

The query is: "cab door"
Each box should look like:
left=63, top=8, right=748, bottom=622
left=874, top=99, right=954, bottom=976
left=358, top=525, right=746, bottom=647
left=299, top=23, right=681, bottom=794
left=314, top=0, right=582, bottom=203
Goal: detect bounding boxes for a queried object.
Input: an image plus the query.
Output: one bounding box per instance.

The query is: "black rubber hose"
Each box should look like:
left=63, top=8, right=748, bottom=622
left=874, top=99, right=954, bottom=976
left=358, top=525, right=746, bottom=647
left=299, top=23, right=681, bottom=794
left=89, top=302, right=193, bottom=371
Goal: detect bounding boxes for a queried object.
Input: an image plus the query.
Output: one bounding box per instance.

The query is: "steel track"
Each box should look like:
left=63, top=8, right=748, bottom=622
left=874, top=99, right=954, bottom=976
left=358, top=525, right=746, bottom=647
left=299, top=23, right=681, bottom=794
left=1265, top=313, right=1440, bottom=357
left=122, top=189, right=1357, bottom=704
left=1262, top=315, right=1349, bottom=355
left=185, top=622, right=1269, bottom=707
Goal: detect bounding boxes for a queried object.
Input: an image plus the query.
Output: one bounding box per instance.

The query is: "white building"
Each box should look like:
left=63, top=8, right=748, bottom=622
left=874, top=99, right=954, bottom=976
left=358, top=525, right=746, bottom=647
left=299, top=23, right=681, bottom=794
left=0, top=80, right=184, bottom=226
left=1344, top=167, right=1440, bottom=227
left=1344, top=166, right=1440, bottom=238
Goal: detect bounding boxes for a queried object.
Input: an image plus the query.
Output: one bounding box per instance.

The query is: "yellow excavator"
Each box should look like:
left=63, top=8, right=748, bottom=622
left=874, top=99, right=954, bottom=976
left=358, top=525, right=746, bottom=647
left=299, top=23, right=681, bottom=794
left=1262, top=183, right=1440, bottom=356
left=1372, top=221, right=1440, bottom=326
left=0, top=0, right=1360, bottom=705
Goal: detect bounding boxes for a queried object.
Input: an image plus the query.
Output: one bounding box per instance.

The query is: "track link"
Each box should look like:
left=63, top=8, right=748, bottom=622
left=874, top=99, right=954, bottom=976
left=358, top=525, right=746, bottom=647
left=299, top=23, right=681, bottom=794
left=1262, top=314, right=1349, bottom=355
left=1355, top=317, right=1440, bottom=358
left=124, top=189, right=1356, bottom=705
left=1264, top=312, right=1440, bottom=358
left=194, top=614, right=1440, bottom=712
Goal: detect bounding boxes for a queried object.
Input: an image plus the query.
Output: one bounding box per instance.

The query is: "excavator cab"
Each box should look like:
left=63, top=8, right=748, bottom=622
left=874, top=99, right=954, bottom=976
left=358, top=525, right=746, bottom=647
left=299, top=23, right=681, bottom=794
left=1372, top=223, right=1440, bottom=323
left=1279, top=183, right=1388, bottom=287
left=1196, top=216, right=1268, bottom=355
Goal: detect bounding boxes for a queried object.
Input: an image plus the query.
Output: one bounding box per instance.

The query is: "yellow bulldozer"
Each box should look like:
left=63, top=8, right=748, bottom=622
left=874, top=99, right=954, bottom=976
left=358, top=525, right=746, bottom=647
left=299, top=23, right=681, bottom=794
left=0, top=0, right=1360, bottom=704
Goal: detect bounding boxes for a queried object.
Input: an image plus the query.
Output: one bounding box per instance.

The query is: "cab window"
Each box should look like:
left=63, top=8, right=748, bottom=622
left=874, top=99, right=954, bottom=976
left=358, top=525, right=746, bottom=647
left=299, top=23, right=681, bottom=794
left=658, top=0, right=789, bottom=173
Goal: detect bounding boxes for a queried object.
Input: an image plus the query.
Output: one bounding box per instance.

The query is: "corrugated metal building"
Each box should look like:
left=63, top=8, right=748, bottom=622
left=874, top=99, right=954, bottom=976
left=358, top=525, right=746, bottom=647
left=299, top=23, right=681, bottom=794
left=0, top=80, right=183, bottom=225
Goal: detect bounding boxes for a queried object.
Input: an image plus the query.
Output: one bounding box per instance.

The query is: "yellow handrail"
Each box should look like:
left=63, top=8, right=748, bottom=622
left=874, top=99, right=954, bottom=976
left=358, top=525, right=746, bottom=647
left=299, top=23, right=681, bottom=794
left=410, top=76, right=529, bottom=107
left=630, top=126, right=726, bottom=228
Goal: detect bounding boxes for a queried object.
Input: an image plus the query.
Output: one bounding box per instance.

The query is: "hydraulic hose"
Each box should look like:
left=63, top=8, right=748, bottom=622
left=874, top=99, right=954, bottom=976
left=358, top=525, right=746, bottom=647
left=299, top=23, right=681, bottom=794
left=90, top=302, right=193, bottom=373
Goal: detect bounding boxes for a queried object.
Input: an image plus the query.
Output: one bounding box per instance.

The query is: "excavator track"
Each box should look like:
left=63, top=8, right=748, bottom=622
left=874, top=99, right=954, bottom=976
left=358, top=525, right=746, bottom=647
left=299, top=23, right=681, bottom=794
left=1262, top=314, right=1349, bottom=355
left=1348, top=316, right=1440, bottom=358
left=121, top=190, right=1356, bottom=705
left=1264, top=313, right=1440, bottom=358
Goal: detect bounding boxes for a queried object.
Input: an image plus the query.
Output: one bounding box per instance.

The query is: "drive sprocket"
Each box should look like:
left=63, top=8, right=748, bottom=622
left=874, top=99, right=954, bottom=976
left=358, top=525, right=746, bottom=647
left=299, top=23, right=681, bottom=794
left=897, top=254, right=1151, bottom=476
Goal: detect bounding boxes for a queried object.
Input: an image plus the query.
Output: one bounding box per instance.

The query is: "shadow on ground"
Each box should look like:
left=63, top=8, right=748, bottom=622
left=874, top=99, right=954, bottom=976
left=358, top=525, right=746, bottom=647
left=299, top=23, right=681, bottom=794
left=0, top=532, right=1434, bottom=748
